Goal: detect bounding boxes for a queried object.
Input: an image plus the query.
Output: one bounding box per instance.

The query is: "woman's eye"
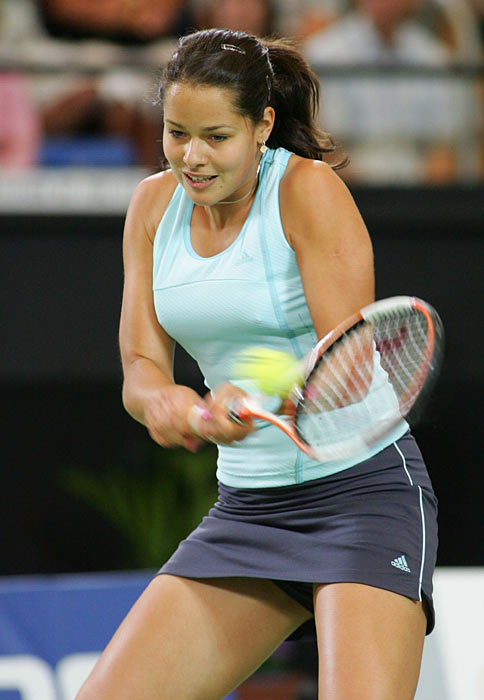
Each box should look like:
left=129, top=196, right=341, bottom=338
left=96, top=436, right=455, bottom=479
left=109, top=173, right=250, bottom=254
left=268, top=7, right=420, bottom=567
left=210, top=134, right=228, bottom=142
left=169, top=130, right=185, bottom=138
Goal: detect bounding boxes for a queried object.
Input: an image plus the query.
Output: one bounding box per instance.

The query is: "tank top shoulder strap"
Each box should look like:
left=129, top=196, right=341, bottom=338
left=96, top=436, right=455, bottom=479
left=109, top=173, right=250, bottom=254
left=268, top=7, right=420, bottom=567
left=153, top=182, right=190, bottom=279
left=253, top=147, right=293, bottom=252
left=258, top=146, right=292, bottom=195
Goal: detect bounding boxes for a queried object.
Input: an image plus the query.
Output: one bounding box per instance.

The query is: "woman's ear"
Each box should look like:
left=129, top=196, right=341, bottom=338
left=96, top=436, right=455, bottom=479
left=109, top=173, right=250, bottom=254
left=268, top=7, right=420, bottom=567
left=258, top=106, right=275, bottom=143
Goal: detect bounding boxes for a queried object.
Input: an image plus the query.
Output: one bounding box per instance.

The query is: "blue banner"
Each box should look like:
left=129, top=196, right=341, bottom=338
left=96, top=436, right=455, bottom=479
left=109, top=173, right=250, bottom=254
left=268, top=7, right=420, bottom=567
left=0, top=570, right=238, bottom=700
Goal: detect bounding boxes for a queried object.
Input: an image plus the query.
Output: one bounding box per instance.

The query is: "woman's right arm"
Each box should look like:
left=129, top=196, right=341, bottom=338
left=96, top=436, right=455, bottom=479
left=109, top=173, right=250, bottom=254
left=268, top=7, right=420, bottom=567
left=119, top=173, right=207, bottom=452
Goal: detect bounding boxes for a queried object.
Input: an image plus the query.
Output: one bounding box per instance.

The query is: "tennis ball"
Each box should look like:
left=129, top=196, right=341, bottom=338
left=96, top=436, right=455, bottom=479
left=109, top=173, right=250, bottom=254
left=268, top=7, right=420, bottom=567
left=232, top=347, right=304, bottom=398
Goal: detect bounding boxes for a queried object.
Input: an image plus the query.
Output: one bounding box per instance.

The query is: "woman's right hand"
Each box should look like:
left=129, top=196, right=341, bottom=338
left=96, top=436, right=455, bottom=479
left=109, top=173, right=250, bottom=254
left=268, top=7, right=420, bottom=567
left=143, top=384, right=211, bottom=453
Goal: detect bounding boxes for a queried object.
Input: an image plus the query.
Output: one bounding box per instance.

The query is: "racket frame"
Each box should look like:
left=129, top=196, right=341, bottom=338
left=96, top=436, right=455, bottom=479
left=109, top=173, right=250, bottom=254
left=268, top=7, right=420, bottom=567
left=230, top=296, right=442, bottom=461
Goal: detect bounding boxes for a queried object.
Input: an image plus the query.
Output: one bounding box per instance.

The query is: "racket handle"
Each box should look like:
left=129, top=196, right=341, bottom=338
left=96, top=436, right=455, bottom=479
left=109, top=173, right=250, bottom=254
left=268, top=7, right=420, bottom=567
left=227, top=398, right=251, bottom=425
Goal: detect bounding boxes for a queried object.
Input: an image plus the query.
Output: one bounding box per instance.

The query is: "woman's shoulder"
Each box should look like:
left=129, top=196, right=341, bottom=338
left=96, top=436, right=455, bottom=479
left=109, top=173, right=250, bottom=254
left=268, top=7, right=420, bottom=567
left=127, top=169, right=179, bottom=243
left=279, top=155, right=363, bottom=248
left=282, top=153, right=341, bottom=186
left=282, top=155, right=353, bottom=213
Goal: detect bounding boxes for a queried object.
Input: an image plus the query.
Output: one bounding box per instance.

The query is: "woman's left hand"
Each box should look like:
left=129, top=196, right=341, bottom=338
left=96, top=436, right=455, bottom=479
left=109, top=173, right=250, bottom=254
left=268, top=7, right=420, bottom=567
left=191, top=383, right=254, bottom=445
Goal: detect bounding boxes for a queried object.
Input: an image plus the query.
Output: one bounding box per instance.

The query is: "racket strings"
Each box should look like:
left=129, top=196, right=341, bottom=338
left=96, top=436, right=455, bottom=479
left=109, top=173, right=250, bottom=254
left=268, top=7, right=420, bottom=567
left=305, top=323, right=375, bottom=413
left=296, top=308, right=435, bottom=461
left=375, top=312, right=430, bottom=411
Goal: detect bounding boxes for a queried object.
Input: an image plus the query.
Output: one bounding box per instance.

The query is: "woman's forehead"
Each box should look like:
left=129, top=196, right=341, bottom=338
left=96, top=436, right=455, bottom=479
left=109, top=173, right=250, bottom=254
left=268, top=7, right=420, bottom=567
left=164, top=82, right=246, bottom=127
left=165, top=83, right=238, bottom=111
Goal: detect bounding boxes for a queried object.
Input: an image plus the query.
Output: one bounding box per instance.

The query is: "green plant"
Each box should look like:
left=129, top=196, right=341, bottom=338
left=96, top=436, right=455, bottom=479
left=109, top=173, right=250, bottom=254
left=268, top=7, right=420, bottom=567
left=61, top=442, right=219, bottom=568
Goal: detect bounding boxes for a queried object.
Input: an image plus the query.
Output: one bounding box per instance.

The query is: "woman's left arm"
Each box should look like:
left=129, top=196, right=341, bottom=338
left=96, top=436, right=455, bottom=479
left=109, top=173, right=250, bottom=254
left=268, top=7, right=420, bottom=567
left=280, top=158, right=374, bottom=340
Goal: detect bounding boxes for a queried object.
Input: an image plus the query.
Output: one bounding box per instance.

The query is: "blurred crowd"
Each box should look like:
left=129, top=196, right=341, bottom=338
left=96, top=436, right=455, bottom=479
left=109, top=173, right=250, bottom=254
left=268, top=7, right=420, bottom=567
left=1, top=0, right=484, bottom=184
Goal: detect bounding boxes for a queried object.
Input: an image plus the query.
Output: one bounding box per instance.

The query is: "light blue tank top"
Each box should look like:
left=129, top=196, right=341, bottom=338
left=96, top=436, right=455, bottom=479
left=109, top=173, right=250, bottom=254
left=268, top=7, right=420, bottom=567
left=153, top=147, right=407, bottom=487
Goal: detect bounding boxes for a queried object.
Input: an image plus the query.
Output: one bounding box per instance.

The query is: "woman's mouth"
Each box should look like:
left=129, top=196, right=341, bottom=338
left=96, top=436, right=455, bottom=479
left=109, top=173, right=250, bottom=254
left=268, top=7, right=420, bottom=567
left=183, top=173, right=217, bottom=190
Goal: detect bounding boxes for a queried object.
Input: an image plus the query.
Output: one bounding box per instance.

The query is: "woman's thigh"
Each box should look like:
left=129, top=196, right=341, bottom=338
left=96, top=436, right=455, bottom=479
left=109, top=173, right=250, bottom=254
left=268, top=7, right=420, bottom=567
left=76, top=574, right=312, bottom=700
left=314, top=582, right=427, bottom=700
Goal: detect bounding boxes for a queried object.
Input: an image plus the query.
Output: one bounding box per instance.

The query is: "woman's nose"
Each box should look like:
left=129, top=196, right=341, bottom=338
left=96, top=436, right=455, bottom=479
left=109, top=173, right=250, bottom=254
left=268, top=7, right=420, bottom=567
left=183, top=139, right=208, bottom=168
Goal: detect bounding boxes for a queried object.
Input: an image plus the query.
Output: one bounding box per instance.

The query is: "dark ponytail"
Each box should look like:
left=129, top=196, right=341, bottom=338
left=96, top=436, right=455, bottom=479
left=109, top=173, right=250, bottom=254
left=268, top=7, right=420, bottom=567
left=263, top=38, right=345, bottom=166
left=159, top=28, right=346, bottom=169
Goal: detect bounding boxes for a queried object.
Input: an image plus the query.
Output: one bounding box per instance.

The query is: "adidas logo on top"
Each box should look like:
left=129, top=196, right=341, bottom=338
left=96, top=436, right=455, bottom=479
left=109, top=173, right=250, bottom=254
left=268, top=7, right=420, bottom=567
left=391, top=555, right=411, bottom=573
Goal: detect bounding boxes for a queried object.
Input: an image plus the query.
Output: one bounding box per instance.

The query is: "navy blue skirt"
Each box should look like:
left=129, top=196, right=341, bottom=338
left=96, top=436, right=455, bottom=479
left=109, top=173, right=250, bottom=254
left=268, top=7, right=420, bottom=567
left=159, top=432, right=438, bottom=637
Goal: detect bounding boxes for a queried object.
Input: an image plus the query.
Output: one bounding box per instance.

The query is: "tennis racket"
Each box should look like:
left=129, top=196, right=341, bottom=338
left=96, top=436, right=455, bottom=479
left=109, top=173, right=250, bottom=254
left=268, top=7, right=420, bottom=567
left=229, top=296, right=444, bottom=463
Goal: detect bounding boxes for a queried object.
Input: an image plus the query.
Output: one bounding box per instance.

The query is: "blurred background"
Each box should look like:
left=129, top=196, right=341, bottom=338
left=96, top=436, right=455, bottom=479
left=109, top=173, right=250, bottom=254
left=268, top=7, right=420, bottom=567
left=1, top=0, right=483, bottom=698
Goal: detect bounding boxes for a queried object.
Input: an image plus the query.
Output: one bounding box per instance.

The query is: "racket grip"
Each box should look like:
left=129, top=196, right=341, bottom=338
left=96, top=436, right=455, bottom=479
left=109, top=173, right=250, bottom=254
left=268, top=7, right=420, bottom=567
left=227, top=398, right=251, bottom=425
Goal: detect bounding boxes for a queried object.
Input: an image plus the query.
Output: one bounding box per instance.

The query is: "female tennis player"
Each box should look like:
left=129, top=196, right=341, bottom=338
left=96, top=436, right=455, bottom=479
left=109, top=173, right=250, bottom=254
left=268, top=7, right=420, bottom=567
left=76, top=28, right=438, bottom=700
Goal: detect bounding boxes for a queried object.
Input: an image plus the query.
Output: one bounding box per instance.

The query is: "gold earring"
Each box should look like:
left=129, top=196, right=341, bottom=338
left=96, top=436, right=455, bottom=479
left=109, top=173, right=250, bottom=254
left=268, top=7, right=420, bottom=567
left=260, top=142, right=267, bottom=154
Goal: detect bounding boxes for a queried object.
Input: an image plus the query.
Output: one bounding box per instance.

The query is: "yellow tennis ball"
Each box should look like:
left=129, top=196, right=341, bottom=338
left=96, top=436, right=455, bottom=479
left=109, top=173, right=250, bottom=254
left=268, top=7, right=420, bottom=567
left=232, top=347, right=304, bottom=398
